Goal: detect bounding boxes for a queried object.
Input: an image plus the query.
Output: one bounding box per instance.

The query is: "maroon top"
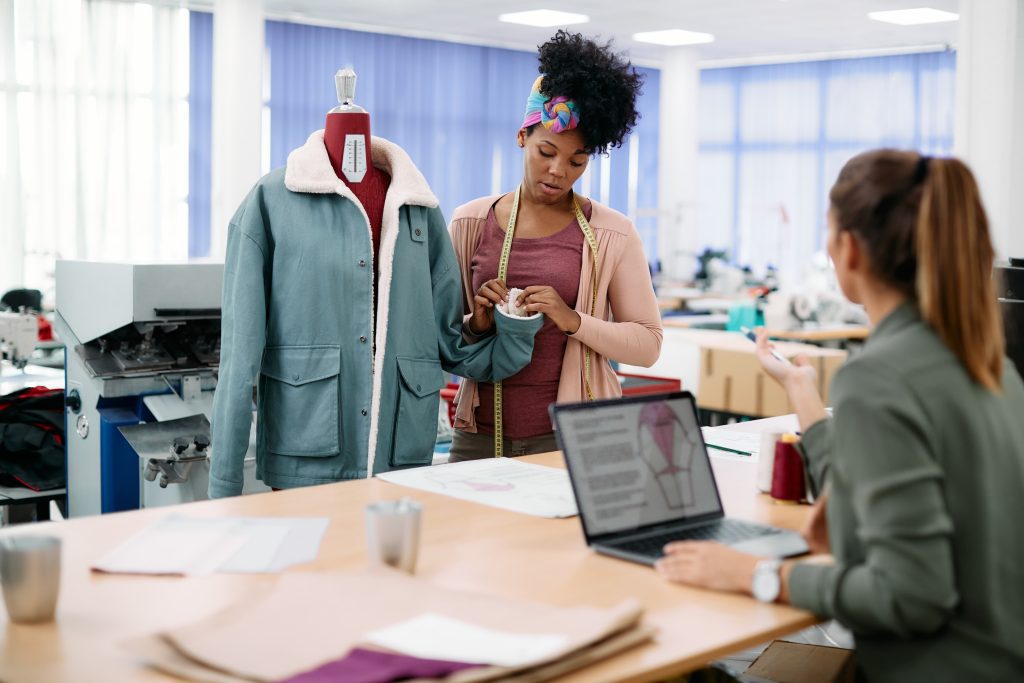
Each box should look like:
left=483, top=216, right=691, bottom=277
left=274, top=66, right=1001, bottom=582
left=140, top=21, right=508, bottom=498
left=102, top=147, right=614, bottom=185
left=471, top=200, right=590, bottom=438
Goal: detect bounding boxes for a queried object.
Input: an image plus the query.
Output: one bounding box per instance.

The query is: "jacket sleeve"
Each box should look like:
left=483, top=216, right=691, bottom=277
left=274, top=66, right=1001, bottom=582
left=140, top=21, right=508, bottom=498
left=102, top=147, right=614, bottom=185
left=788, top=363, right=958, bottom=637
left=569, top=229, right=663, bottom=367
left=209, top=194, right=270, bottom=499
left=798, top=416, right=832, bottom=497
left=427, top=207, right=541, bottom=380
left=448, top=216, right=488, bottom=342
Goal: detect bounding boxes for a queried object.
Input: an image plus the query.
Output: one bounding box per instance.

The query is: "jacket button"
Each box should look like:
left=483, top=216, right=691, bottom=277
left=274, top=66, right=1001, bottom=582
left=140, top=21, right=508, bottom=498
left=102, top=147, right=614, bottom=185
left=414, top=228, right=422, bottom=237
left=359, top=336, right=367, bottom=343
left=416, top=384, right=422, bottom=392
left=358, top=259, right=366, bottom=267
left=361, top=409, right=367, bottom=416
left=292, top=373, right=300, bottom=381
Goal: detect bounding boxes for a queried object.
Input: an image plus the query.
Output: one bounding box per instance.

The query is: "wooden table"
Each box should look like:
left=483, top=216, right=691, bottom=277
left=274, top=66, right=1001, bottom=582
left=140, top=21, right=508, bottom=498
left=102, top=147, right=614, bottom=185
left=763, top=325, right=870, bottom=344
left=0, top=451, right=816, bottom=682
left=661, top=313, right=731, bottom=329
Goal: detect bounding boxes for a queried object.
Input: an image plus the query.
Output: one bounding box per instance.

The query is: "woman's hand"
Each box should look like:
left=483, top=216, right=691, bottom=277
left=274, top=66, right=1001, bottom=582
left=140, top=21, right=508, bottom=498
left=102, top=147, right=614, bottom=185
left=518, top=285, right=581, bottom=333
left=755, top=327, right=830, bottom=432
left=801, top=493, right=830, bottom=555
left=755, top=328, right=817, bottom=392
left=469, top=279, right=508, bottom=335
left=655, top=541, right=759, bottom=595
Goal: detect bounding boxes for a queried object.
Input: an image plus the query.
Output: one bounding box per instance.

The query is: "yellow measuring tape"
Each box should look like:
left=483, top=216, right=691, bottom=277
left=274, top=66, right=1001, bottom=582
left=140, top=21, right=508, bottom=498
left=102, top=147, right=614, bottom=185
left=494, top=185, right=600, bottom=457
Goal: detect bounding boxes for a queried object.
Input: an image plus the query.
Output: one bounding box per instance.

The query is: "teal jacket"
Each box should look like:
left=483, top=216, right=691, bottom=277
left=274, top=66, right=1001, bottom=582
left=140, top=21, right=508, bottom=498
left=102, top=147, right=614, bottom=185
left=209, top=133, right=541, bottom=498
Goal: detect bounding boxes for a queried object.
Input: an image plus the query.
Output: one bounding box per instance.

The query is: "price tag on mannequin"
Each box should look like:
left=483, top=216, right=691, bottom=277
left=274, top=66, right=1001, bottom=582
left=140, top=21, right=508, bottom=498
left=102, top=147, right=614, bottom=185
left=342, top=134, right=367, bottom=183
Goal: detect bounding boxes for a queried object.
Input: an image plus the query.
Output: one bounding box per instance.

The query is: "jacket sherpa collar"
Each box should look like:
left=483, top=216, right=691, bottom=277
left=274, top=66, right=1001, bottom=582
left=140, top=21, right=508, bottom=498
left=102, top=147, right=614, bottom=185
left=284, top=130, right=438, bottom=209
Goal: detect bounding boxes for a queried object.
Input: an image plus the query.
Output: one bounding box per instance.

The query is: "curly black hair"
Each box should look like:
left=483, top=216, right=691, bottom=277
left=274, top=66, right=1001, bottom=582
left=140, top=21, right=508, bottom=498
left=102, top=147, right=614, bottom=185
left=532, top=30, right=644, bottom=155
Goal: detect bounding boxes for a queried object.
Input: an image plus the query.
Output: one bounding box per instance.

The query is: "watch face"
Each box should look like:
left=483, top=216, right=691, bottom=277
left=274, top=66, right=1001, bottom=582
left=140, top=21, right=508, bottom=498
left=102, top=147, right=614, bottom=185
left=753, top=562, right=781, bottom=602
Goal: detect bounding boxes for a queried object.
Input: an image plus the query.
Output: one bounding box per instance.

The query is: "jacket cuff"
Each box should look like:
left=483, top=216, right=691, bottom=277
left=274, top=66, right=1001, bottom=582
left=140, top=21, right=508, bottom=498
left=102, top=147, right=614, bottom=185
left=798, top=417, right=831, bottom=496
left=208, top=473, right=243, bottom=499
left=788, top=560, right=841, bottom=618
left=494, top=309, right=544, bottom=337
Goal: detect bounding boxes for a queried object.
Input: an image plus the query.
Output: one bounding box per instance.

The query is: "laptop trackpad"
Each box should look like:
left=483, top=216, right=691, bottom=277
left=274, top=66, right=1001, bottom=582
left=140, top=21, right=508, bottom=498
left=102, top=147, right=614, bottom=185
left=731, top=532, right=809, bottom=558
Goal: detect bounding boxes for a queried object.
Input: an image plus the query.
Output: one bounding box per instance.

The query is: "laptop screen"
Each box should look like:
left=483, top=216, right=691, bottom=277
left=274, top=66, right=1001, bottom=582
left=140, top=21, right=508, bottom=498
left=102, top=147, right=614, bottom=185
left=554, top=394, right=724, bottom=537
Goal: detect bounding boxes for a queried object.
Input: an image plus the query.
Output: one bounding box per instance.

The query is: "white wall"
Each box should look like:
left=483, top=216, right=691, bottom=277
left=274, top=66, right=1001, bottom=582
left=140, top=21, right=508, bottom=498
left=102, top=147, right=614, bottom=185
left=657, top=48, right=701, bottom=281
left=210, top=0, right=265, bottom=260
left=955, top=0, right=1024, bottom=260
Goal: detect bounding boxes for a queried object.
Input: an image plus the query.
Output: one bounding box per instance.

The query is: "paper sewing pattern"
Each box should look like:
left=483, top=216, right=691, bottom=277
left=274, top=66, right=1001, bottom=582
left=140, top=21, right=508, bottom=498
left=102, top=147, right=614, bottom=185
left=377, top=459, right=578, bottom=518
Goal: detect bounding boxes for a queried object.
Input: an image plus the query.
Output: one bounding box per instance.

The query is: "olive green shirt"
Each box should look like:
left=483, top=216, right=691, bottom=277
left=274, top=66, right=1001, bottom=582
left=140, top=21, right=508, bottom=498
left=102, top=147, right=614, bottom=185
left=790, top=304, right=1024, bottom=681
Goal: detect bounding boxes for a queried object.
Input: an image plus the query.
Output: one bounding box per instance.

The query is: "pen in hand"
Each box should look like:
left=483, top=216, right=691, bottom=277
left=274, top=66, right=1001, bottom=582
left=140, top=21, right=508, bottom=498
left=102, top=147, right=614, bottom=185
left=740, top=326, right=791, bottom=365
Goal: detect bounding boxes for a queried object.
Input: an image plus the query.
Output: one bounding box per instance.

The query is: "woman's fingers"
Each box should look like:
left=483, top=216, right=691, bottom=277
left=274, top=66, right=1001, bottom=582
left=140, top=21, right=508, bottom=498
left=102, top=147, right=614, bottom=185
left=754, top=327, right=792, bottom=383
left=517, top=285, right=550, bottom=306
left=478, top=287, right=503, bottom=306
left=489, top=279, right=509, bottom=298
left=476, top=280, right=508, bottom=307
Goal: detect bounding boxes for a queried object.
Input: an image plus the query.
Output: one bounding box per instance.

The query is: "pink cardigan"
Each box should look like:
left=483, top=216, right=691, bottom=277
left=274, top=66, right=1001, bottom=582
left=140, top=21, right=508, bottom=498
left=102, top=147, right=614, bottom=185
left=449, top=195, right=663, bottom=432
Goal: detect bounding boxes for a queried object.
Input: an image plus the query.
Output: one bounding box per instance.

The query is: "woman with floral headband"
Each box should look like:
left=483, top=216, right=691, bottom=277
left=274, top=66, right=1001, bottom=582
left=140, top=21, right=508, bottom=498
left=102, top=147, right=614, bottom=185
left=448, top=31, right=663, bottom=460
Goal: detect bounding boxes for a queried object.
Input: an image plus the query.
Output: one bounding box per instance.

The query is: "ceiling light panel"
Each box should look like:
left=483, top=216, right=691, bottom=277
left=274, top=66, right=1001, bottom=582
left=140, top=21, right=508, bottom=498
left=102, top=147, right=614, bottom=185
left=498, top=10, right=590, bottom=28
left=867, top=8, right=959, bottom=25
left=632, top=29, right=715, bottom=46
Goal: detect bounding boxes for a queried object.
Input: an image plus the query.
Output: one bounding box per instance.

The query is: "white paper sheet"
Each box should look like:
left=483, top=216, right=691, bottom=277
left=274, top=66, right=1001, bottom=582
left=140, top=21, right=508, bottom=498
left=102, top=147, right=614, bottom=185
left=700, top=427, right=762, bottom=458
left=92, top=515, right=329, bottom=575
left=377, top=459, right=578, bottom=518
left=364, top=613, right=568, bottom=667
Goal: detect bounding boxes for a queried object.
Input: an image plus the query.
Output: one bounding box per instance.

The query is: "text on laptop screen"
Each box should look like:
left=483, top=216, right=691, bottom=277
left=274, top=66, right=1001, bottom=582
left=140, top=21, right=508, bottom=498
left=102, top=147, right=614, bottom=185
left=558, top=397, right=722, bottom=536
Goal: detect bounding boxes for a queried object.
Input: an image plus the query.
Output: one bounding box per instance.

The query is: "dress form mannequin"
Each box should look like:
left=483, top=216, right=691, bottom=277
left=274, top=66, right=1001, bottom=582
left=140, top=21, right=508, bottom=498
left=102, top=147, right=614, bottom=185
left=323, top=69, right=391, bottom=261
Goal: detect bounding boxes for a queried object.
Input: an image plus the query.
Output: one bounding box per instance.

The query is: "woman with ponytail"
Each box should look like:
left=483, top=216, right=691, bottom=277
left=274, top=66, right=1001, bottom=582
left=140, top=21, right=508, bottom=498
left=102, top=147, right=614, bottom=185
left=656, top=150, right=1024, bottom=680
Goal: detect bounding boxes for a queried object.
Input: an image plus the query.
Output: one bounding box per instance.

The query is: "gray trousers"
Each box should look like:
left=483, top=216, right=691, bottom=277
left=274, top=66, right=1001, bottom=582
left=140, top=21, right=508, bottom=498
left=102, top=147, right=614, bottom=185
left=449, top=429, right=559, bottom=462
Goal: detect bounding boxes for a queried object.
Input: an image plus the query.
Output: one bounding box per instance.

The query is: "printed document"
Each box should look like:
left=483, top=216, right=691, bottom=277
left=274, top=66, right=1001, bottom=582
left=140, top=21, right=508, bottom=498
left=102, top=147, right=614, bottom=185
left=92, top=515, right=329, bottom=575
left=377, top=459, right=578, bottom=518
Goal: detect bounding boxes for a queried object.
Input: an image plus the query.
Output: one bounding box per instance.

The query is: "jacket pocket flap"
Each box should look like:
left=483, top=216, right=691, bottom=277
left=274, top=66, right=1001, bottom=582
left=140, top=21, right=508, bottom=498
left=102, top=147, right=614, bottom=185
left=397, top=357, right=445, bottom=398
left=261, top=346, right=340, bottom=386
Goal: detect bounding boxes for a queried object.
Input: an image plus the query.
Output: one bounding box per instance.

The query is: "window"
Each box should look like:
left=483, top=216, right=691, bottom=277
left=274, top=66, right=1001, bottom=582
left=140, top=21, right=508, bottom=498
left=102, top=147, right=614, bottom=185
left=258, top=20, right=661, bottom=264
left=697, top=51, right=956, bottom=283
left=0, top=0, right=195, bottom=295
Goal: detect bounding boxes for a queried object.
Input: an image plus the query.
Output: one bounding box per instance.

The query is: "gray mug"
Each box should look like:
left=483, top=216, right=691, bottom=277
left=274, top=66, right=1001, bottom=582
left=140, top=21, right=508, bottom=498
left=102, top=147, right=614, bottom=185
left=365, top=498, right=421, bottom=574
left=0, top=535, right=61, bottom=624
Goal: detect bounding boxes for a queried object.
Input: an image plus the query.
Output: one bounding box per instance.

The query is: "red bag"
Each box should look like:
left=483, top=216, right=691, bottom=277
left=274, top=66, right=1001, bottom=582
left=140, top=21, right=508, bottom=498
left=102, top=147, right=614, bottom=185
left=0, top=387, right=65, bottom=491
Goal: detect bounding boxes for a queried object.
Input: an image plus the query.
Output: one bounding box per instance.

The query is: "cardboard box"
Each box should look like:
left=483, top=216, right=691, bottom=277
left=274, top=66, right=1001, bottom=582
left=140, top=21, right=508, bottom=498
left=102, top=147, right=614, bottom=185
left=668, top=330, right=847, bottom=417
left=743, top=640, right=855, bottom=683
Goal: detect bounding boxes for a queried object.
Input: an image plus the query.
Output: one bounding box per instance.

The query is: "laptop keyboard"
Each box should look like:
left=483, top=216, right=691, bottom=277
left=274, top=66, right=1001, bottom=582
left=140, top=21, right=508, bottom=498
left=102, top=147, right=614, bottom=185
left=613, top=519, right=781, bottom=558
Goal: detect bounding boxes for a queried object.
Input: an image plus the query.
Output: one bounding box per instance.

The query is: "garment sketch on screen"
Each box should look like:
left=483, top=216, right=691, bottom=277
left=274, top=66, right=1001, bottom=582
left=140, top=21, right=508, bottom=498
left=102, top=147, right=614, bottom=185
left=635, top=401, right=698, bottom=511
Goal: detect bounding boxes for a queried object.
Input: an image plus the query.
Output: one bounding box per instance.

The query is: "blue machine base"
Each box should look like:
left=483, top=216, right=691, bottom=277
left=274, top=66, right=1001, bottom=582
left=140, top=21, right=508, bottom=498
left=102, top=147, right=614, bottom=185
left=97, top=397, right=156, bottom=513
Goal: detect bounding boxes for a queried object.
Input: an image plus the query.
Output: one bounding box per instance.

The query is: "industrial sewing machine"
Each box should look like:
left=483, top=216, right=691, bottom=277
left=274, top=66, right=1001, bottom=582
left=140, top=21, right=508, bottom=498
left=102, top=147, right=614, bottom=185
left=0, top=311, right=38, bottom=371
left=54, top=261, right=268, bottom=517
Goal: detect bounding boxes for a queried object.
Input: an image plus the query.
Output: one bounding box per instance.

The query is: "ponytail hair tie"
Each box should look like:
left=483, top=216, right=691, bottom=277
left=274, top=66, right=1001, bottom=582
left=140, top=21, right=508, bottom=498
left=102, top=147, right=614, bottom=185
left=914, top=156, right=931, bottom=184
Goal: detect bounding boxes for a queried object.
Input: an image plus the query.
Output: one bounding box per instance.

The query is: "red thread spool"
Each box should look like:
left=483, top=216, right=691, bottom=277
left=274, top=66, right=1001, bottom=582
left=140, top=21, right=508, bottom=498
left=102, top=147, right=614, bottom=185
left=771, top=434, right=806, bottom=504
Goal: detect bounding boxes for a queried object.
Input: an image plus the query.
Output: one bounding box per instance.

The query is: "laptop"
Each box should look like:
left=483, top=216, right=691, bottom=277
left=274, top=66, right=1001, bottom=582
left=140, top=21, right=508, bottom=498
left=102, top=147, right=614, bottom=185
left=550, top=391, right=808, bottom=565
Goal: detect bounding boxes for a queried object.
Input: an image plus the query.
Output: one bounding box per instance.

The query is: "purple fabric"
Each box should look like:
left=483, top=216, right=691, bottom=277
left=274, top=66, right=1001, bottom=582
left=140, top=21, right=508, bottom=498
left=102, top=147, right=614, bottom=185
left=279, top=647, right=483, bottom=683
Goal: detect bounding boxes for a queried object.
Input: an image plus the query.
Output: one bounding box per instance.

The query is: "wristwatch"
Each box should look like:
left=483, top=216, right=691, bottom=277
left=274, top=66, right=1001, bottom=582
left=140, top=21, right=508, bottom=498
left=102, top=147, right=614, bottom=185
left=752, top=559, right=783, bottom=603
